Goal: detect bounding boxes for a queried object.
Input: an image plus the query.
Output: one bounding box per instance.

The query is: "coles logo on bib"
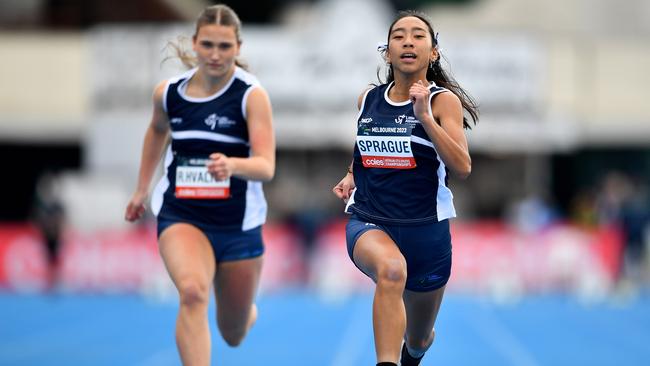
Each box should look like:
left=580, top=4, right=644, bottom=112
left=356, top=135, right=416, bottom=169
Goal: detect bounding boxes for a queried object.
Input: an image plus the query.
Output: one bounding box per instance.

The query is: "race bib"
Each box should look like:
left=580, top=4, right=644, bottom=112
left=356, top=124, right=416, bottom=169
left=175, top=157, right=230, bottom=199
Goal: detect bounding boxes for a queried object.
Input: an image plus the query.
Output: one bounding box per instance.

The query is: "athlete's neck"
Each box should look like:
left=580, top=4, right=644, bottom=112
left=188, top=67, right=235, bottom=98
left=390, top=74, right=430, bottom=102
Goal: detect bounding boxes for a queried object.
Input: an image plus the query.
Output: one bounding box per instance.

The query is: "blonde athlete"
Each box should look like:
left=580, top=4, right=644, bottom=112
left=125, top=5, right=274, bottom=365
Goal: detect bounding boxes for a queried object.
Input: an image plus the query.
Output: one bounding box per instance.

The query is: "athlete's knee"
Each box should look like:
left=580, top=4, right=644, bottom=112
left=407, top=329, right=435, bottom=353
left=218, top=305, right=256, bottom=347
left=376, top=258, right=407, bottom=289
left=220, top=325, right=248, bottom=347
left=177, top=280, right=209, bottom=308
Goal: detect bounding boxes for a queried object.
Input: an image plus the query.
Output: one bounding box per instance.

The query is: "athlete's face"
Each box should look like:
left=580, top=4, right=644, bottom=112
left=192, top=24, right=240, bottom=78
left=386, top=17, right=437, bottom=75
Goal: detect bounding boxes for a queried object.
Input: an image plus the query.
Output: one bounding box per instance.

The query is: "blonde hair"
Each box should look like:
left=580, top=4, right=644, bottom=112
left=166, top=4, right=248, bottom=70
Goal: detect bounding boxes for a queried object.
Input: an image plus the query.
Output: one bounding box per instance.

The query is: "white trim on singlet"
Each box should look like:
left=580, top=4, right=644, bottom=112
left=384, top=82, right=410, bottom=106
left=176, top=67, right=260, bottom=104
left=435, top=156, right=456, bottom=220
left=234, top=66, right=260, bottom=86
left=177, top=68, right=235, bottom=103
left=427, top=87, right=448, bottom=118
left=410, top=135, right=435, bottom=149
left=162, top=70, right=193, bottom=113
left=383, top=81, right=438, bottom=106
left=171, top=130, right=248, bottom=145
left=356, top=87, right=374, bottom=121
left=241, top=85, right=257, bottom=120
left=237, top=67, right=262, bottom=119
left=410, top=132, right=457, bottom=220
left=344, top=187, right=357, bottom=214
left=151, top=145, right=174, bottom=216
left=162, top=80, right=170, bottom=113
left=242, top=179, right=267, bottom=231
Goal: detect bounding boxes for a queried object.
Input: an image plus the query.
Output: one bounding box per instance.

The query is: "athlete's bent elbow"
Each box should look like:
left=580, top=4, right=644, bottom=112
left=261, top=170, right=274, bottom=182
left=259, top=164, right=275, bottom=182
left=455, top=162, right=471, bottom=180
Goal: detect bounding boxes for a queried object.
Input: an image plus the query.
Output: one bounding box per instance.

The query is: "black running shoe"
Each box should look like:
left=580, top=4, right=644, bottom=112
left=400, top=342, right=424, bottom=366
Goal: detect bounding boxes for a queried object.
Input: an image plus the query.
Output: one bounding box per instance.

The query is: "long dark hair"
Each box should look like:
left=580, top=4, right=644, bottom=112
left=166, top=4, right=248, bottom=70
left=379, top=10, right=478, bottom=129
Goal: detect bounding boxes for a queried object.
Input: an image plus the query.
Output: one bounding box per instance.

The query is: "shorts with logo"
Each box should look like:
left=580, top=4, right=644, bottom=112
left=345, top=214, right=451, bottom=292
left=157, top=219, right=264, bottom=263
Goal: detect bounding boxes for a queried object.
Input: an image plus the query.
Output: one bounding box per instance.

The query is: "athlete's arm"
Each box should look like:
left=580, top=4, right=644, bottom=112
left=410, top=81, right=471, bottom=179
left=125, top=80, right=171, bottom=221
left=333, top=165, right=355, bottom=202
left=209, top=87, right=275, bottom=182
left=332, top=88, right=369, bottom=201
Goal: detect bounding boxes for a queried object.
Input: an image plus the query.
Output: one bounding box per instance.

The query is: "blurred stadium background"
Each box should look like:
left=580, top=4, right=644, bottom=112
left=1, top=0, right=649, bottom=365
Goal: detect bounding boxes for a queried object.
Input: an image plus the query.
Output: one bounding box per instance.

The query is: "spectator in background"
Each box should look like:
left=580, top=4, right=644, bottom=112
left=31, top=171, right=65, bottom=291
left=124, top=5, right=275, bottom=365
left=569, top=187, right=599, bottom=227
left=618, top=176, right=650, bottom=288
left=596, top=171, right=632, bottom=225
left=586, top=171, right=650, bottom=290
left=507, top=192, right=558, bottom=233
left=333, top=10, right=478, bottom=366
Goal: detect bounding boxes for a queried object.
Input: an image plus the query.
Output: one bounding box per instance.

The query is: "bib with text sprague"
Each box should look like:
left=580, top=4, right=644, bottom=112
left=356, top=122, right=416, bottom=169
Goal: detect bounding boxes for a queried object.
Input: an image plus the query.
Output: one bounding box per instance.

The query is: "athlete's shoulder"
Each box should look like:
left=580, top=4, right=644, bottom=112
left=233, top=67, right=261, bottom=87
left=154, top=69, right=196, bottom=111
left=358, top=84, right=380, bottom=109
left=167, top=68, right=197, bottom=86
left=428, top=82, right=452, bottom=96
left=155, top=68, right=196, bottom=97
left=431, top=88, right=460, bottom=105
left=430, top=88, right=462, bottom=117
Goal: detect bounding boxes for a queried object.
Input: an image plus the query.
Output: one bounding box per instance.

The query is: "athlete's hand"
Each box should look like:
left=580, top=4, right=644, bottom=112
left=333, top=172, right=356, bottom=203
left=125, top=191, right=147, bottom=222
left=207, top=152, right=235, bottom=181
left=409, top=80, right=431, bottom=121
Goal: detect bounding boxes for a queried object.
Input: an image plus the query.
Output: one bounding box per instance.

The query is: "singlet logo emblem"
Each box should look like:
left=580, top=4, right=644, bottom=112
left=170, top=117, right=183, bottom=124
left=204, top=113, right=236, bottom=130
left=360, top=117, right=373, bottom=124
left=395, top=114, right=406, bottom=124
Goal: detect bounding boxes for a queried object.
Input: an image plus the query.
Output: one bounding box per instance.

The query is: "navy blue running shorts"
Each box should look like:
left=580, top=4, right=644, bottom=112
left=157, top=219, right=264, bottom=263
left=345, top=214, right=451, bottom=292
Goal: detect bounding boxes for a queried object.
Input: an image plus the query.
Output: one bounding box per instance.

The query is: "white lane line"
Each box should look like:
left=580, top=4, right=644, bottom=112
left=467, top=303, right=541, bottom=366
left=329, top=297, right=373, bottom=366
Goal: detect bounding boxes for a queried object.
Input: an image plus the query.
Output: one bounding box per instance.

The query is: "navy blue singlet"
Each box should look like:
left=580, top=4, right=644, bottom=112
left=345, top=81, right=456, bottom=225
left=151, top=67, right=267, bottom=231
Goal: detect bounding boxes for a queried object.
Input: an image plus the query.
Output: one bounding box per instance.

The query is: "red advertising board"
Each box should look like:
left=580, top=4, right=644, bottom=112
left=0, top=220, right=623, bottom=296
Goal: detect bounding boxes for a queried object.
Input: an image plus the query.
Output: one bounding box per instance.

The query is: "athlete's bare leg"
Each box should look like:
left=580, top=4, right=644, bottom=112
left=353, top=230, right=407, bottom=364
left=159, top=223, right=216, bottom=366
left=213, top=256, right=263, bottom=347
left=402, top=286, right=446, bottom=358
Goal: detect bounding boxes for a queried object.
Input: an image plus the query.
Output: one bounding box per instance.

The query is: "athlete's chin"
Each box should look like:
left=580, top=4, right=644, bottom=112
left=204, top=65, right=233, bottom=78
left=394, top=65, right=427, bottom=76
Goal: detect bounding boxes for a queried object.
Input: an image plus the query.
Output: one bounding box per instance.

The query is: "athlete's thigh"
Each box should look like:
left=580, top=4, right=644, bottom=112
left=353, top=229, right=405, bottom=281
left=213, top=256, right=263, bottom=322
left=159, top=222, right=216, bottom=288
left=403, top=286, right=446, bottom=340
